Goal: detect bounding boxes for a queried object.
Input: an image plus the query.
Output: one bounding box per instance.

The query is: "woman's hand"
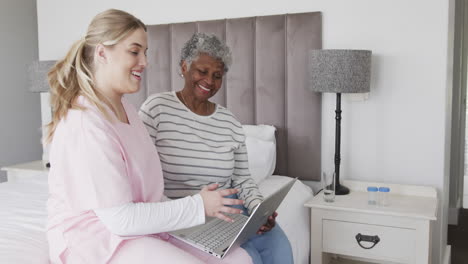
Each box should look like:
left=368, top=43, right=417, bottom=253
left=256, top=211, right=278, bottom=235
left=199, top=183, right=244, bottom=222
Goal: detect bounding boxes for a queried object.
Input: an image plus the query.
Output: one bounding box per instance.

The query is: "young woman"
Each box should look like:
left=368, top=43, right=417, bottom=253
left=45, top=9, right=251, bottom=264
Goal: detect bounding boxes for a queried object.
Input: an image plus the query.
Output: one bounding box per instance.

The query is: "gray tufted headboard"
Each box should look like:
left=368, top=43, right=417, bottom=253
left=127, top=12, right=323, bottom=181
left=30, top=13, right=322, bottom=180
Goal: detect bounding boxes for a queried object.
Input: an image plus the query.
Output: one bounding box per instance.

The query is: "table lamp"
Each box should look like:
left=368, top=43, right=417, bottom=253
left=28, top=60, right=56, bottom=167
left=308, top=49, right=371, bottom=195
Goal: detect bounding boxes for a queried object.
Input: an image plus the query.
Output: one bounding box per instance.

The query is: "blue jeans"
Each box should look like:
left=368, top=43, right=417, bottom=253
left=226, top=194, right=294, bottom=264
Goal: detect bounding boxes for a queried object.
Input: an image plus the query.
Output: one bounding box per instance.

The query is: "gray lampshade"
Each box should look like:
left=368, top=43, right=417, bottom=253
left=28, top=60, right=56, bottom=92
left=308, top=49, right=371, bottom=93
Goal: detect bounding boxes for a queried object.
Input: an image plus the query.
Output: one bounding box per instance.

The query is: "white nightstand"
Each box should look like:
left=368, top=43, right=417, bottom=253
left=304, top=180, right=437, bottom=264
left=1, top=160, right=49, bottom=182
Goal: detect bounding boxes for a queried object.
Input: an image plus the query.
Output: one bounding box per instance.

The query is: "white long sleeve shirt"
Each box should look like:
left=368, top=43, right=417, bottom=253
left=94, top=194, right=205, bottom=236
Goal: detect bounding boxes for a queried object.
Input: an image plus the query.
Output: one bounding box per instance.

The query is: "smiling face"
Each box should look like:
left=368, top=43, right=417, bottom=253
left=95, top=27, right=148, bottom=99
left=181, top=53, right=225, bottom=102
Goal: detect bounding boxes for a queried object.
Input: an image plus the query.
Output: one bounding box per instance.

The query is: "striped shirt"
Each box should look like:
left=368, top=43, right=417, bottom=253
left=139, top=91, right=263, bottom=213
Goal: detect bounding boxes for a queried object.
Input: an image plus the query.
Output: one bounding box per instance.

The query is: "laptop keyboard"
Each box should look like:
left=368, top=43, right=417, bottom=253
left=186, top=213, right=248, bottom=250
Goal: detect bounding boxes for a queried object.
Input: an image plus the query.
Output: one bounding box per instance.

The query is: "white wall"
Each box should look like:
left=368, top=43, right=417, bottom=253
left=37, top=0, right=454, bottom=262
left=0, top=0, right=42, bottom=182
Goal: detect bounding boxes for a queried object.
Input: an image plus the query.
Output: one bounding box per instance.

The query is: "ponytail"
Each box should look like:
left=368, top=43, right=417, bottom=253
left=44, top=38, right=111, bottom=144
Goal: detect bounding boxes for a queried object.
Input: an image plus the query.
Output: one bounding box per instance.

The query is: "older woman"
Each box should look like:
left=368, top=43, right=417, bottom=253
left=139, top=33, right=293, bottom=264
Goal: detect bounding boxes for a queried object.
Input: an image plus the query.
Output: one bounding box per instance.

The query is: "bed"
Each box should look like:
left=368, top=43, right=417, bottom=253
left=0, top=11, right=322, bottom=264
left=0, top=173, right=316, bottom=264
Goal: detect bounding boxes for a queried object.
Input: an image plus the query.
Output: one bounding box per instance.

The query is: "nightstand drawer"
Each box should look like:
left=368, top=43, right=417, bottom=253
left=323, top=219, right=415, bottom=263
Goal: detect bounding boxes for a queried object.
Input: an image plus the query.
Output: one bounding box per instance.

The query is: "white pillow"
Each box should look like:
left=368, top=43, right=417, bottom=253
left=242, top=125, right=276, bottom=184
left=243, top=124, right=276, bottom=142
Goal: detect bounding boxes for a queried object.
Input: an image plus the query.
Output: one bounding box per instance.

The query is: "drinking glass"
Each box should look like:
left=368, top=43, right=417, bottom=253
left=321, top=171, right=335, bottom=202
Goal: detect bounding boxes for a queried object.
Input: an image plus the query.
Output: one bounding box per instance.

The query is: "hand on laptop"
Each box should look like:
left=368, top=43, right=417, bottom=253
left=257, top=211, right=278, bottom=235
left=199, top=183, right=244, bottom=222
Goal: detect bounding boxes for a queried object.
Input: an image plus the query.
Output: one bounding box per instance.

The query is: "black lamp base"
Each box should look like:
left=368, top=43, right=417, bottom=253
left=333, top=93, right=350, bottom=196
left=335, top=183, right=350, bottom=195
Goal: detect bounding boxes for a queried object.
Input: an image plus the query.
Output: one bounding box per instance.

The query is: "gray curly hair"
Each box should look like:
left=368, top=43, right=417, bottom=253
left=180, top=32, right=232, bottom=73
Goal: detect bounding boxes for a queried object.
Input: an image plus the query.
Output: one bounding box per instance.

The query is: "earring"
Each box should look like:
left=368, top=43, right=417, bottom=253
left=180, top=73, right=184, bottom=78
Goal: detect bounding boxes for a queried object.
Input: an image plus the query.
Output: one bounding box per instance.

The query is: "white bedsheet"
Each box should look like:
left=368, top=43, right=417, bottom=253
left=258, top=176, right=314, bottom=264
left=0, top=175, right=313, bottom=264
left=0, top=175, right=49, bottom=264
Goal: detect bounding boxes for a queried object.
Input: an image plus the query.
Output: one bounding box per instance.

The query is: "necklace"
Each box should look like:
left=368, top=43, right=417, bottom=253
left=179, top=91, right=212, bottom=115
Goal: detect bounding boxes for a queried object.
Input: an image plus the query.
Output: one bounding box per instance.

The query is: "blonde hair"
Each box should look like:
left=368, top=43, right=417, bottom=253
left=45, top=9, right=146, bottom=143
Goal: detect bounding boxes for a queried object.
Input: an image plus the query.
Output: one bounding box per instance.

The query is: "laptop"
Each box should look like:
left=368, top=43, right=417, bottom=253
left=170, top=178, right=297, bottom=258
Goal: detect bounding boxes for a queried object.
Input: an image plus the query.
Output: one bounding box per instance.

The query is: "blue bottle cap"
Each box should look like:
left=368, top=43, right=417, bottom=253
left=379, top=187, right=390, bottom=192
left=367, top=186, right=378, bottom=192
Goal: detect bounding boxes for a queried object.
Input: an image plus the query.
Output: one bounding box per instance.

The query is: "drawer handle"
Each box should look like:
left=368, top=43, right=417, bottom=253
left=355, top=233, right=380, bottom=249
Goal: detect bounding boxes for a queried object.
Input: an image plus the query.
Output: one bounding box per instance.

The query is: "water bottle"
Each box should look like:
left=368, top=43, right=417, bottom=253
left=379, top=187, right=390, bottom=206
left=367, top=186, right=378, bottom=205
